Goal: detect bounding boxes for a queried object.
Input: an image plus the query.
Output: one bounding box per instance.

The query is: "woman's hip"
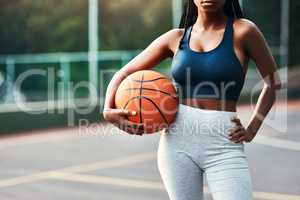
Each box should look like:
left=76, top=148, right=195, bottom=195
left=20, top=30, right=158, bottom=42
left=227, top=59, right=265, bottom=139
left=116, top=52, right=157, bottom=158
left=165, top=104, right=237, bottom=137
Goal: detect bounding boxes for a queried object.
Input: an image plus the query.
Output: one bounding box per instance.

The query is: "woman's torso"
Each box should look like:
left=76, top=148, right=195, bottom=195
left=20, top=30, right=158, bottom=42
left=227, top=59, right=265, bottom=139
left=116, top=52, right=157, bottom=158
left=169, top=16, right=249, bottom=112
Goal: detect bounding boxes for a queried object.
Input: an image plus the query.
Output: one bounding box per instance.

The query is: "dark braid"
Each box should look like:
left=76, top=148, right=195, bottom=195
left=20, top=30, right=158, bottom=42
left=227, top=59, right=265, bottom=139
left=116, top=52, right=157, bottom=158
left=232, top=0, right=244, bottom=18
left=178, top=0, right=244, bottom=49
left=179, top=0, right=190, bottom=28
left=178, top=0, right=197, bottom=49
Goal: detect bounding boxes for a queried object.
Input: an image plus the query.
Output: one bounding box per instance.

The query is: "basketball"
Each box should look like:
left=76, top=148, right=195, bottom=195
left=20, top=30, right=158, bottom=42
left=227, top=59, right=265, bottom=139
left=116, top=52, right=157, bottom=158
left=115, top=70, right=179, bottom=134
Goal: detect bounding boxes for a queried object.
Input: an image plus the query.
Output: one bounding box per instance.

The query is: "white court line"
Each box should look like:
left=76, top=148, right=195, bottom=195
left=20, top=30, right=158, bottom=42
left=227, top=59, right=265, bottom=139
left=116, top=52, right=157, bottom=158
left=49, top=172, right=300, bottom=200
left=47, top=172, right=168, bottom=191
left=59, top=152, right=156, bottom=173
left=253, top=191, right=300, bottom=200
left=253, top=135, right=300, bottom=151
left=0, top=152, right=155, bottom=188
left=0, top=151, right=299, bottom=200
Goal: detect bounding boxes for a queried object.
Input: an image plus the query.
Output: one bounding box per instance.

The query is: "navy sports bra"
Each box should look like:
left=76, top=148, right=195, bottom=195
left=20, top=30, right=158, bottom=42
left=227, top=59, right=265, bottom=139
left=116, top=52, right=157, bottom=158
left=170, top=17, right=246, bottom=101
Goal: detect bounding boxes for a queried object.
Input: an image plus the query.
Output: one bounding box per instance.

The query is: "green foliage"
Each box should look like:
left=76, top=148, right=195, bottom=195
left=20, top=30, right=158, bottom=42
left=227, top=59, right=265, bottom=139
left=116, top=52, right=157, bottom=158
left=0, top=0, right=298, bottom=66
left=100, top=0, right=172, bottom=50
left=0, top=0, right=88, bottom=54
left=0, top=0, right=172, bottom=54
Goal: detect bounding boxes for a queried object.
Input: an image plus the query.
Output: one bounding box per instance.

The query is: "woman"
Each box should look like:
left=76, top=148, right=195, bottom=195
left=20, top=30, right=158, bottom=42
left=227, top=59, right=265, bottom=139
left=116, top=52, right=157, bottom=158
left=103, top=0, right=282, bottom=199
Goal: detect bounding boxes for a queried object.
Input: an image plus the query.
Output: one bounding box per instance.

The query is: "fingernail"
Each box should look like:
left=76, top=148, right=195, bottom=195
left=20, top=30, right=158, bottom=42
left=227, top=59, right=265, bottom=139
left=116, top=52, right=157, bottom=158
left=132, top=111, right=136, bottom=115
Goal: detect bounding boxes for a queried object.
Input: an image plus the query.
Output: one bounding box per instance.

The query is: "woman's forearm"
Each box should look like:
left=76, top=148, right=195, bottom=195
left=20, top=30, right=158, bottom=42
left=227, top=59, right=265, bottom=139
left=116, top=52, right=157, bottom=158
left=245, top=84, right=276, bottom=137
left=103, top=69, right=129, bottom=110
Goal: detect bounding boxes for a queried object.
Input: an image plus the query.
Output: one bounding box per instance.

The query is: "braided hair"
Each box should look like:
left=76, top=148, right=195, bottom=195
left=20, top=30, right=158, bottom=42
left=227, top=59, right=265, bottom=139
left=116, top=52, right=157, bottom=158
left=178, top=0, right=244, bottom=49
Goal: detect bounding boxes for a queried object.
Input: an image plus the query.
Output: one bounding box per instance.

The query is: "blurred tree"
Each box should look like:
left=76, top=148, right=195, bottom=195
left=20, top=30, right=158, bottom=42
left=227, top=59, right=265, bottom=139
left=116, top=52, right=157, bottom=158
left=100, top=0, right=172, bottom=50
left=0, top=0, right=88, bottom=54
left=0, top=0, right=298, bottom=67
left=0, top=0, right=172, bottom=54
left=0, top=0, right=27, bottom=54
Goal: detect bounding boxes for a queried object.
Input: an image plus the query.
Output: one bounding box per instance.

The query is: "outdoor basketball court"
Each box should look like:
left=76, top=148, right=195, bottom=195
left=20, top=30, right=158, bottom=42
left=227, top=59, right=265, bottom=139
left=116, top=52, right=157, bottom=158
left=0, top=100, right=299, bottom=200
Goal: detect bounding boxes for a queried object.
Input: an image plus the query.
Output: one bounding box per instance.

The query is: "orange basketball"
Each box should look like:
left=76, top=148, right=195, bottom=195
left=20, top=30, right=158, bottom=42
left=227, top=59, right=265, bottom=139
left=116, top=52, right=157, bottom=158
left=115, top=70, right=179, bottom=134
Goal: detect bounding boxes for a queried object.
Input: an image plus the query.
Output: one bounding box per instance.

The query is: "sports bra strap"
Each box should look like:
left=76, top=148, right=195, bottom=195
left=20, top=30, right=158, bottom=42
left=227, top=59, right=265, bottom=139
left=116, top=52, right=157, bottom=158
left=224, top=16, right=234, bottom=42
left=180, top=26, right=193, bottom=49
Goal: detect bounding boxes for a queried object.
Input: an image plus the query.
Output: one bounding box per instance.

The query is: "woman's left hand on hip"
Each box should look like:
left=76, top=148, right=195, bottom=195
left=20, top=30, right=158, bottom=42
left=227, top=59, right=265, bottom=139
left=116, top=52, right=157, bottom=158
left=228, top=117, right=255, bottom=143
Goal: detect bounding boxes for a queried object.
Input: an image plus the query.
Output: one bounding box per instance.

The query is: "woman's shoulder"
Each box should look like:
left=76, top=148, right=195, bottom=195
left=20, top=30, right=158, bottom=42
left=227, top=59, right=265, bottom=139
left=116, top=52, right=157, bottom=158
left=164, top=28, right=186, bottom=39
left=232, top=18, right=264, bottom=41
left=160, top=28, right=186, bottom=54
left=234, top=18, right=259, bottom=28
left=155, top=28, right=185, bottom=46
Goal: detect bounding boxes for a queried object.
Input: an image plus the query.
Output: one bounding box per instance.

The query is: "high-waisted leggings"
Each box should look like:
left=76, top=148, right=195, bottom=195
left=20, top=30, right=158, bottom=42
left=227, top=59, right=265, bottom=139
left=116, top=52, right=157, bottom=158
left=157, top=103, right=253, bottom=200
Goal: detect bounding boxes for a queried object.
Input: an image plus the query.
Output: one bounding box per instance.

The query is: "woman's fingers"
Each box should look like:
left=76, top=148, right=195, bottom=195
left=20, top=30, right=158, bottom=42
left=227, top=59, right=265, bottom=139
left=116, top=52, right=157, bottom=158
left=118, top=109, right=137, bottom=116
left=231, top=117, right=242, bottom=126
left=105, top=108, right=136, bottom=116
left=104, top=108, right=145, bottom=135
left=229, top=117, right=244, bottom=141
left=121, top=125, right=145, bottom=135
left=230, top=131, right=244, bottom=141
left=121, top=119, right=144, bottom=129
left=237, top=136, right=247, bottom=143
left=229, top=123, right=245, bottom=142
left=228, top=125, right=243, bottom=135
left=113, top=122, right=144, bottom=135
left=115, top=119, right=146, bottom=135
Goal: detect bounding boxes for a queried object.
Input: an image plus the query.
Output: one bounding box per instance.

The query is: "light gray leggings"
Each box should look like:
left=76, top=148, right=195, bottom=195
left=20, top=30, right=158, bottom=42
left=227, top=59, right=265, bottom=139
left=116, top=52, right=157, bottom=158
left=157, top=104, right=253, bottom=200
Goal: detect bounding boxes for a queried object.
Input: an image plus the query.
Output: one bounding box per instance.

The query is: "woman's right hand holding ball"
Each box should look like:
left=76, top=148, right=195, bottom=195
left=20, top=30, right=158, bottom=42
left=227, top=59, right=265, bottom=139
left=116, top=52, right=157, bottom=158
left=103, top=108, right=145, bottom=135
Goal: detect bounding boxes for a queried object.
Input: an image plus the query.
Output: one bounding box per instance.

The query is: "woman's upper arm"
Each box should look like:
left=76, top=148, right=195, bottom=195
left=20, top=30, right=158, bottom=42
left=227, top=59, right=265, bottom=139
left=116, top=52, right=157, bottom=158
left=242, top=19, right=282, bottom=89
left=119, top=28, right=183, bottom=75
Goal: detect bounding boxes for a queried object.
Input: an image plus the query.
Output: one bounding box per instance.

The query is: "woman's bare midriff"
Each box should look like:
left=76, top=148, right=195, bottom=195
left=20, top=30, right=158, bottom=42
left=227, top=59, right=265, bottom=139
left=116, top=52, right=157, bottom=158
left=182, top=98, right=237, bottom=112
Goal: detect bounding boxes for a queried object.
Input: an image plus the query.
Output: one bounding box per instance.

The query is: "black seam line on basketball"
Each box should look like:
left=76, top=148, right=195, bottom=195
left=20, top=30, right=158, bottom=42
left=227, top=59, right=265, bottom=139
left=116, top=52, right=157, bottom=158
left=139, top=73, right=144, bottom=123
left=131, top=77, right=170, bottom=82
left=124, top=88, right=178, bottom=99
left=142, top=96, right=169, bottom=124
left=122, top=96, right=169, bottom=125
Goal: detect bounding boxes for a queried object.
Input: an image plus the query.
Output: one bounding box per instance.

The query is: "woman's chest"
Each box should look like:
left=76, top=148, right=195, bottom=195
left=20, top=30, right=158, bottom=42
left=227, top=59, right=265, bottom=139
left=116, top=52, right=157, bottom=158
left=170, top=50, right=243, bottom=84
